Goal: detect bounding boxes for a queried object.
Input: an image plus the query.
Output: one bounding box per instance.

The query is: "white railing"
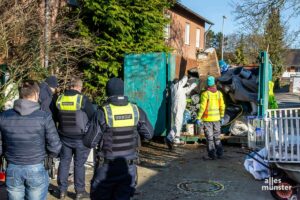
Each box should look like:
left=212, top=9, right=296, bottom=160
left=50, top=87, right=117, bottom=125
left=265, top=108, right=300, bottom=163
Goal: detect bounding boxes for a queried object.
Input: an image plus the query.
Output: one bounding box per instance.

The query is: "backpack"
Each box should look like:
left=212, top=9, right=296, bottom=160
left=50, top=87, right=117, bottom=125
left=83, top=111, right=102, bottom=149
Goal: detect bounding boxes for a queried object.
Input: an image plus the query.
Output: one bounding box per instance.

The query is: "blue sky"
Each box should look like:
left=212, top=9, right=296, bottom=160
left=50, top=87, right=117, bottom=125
left=181, top=0, right=300, bottom=47
left=181, top=0, right=238, bottom=34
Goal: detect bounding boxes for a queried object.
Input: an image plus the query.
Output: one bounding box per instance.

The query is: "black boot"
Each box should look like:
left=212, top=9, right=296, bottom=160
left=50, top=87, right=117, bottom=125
left=75, top=191, right=90, bottom=200
left=59, top=191, right=67, bottom=199
left=216, top=144, right=223, bottom=159
left=208, top=149, right=216, bottom=160
left=164, top=137, right=173, bottom=150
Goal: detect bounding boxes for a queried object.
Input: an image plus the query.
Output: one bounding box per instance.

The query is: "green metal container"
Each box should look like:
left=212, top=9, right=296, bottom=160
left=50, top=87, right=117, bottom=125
left=257, top=51, right=273, bottom=117
left=124, top=53, right=176, bottom=136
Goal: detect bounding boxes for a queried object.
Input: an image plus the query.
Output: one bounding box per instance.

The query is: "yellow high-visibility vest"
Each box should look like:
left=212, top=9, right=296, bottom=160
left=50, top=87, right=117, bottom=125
left=56, top=94, right=83, bottom=111
left=102, top=103, right=139, bottom=128
left=197, top=91, right=225, bottom=122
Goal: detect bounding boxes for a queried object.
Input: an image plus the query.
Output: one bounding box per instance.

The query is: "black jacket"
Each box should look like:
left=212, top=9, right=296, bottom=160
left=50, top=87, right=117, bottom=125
left=86, top=96, right=154, bottom=158
left=39, top=82, right=55, bottom=114
left=54, top=89, right=95, bottom=139
left=0, top=99, right=62, bottom=165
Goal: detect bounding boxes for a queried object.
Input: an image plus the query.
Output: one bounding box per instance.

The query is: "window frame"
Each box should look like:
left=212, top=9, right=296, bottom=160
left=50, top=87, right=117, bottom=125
left=196, top=28, right=201, bottom=48
left=185, top=23, right=190, bottom=45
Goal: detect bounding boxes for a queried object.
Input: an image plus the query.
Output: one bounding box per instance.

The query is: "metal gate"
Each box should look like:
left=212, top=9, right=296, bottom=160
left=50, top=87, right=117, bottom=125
left=266, top=108, right=300, bottom=163
left=124, top=53, right=175, bottom=136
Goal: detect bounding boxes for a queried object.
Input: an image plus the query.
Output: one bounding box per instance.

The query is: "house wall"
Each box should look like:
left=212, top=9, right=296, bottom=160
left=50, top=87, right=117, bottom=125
left=167, top=9, right=205, bottom=60
left=166, top=9, right=206, bottom=78
left=282, top=66, right=300, bottom=78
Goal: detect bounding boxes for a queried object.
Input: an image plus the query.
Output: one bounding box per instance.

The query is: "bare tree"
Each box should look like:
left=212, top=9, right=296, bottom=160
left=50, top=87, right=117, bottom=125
left=0, top=0, right=43, bottom=75
left=0, top=0, right=95, bottom=107
left=232, top=0, right=300, bottom=46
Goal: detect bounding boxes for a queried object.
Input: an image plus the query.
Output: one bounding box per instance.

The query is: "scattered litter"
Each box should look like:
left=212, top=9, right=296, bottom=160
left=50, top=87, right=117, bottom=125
left=244, top=148, right=269, bottom=180
left=230, top=119, right=248, bottom=136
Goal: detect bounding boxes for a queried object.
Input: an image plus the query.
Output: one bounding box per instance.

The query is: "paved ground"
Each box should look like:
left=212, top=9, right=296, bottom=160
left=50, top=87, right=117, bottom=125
left=131, top=143, right=273, bottom=200
left=1, top=142, right=273, bottom=200
left=3, top=92, right=299, bottom=200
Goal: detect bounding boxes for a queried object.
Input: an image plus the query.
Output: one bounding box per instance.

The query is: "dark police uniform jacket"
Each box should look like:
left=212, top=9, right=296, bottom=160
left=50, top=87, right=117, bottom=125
left=84, top=96, right=154, bottom=160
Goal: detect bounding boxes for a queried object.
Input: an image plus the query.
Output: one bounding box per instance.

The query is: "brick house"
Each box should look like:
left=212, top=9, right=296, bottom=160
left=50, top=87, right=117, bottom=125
left=165, top=3, right=214, bottom=78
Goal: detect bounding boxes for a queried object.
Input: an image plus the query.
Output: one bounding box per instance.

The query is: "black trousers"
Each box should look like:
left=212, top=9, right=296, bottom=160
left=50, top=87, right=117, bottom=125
left=90, top=158, right=137, bottom=200
left=57, top=137, right=90, bottom=193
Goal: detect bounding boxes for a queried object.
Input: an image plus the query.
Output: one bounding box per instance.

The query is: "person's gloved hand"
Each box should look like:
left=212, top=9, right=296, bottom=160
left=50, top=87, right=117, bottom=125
left=220, top=118, right=225, bottom=125
left=195, top=119, right=202, bottom=126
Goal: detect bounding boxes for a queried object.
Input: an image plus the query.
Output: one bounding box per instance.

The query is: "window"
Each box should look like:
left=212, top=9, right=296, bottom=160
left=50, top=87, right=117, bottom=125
left=196, top=28, right=201, bottom=48
left=164, top=14, right=171, bottom=40
left=185, top=23, right=190, bottom=45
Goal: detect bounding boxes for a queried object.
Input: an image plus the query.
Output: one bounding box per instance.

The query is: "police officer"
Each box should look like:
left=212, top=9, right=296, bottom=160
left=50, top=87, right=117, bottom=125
left=0, top=80, right=61, bottom=200
left=84, top=78, right=154, bottom=200
left=39, top=75, right=58, bottom=114
left=55, top=78, right=95, bottom=199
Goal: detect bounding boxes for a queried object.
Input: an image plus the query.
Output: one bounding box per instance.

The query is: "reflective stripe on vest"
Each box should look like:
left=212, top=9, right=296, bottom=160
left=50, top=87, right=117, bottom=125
left=56, top=94, right=83, bottom=111
left=102, top=103, right=139, bottom=157
left=203, top=91, right=221, bottom=121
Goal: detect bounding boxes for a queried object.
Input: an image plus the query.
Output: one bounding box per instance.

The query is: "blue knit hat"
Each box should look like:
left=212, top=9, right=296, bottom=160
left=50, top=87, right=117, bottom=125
left=207, top=76, right=215, bottom=87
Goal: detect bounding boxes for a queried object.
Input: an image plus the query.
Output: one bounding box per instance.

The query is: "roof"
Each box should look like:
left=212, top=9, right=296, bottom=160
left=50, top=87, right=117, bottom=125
left=285, top=49, right=300, bottom=66
left=171, top=2, right=214, bottom=25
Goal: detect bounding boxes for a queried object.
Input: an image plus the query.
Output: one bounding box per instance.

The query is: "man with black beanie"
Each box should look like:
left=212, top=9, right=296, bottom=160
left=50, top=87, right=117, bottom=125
left=83, top=77, right=154, bottom=200
left=39, top=75, right=58, bottom=114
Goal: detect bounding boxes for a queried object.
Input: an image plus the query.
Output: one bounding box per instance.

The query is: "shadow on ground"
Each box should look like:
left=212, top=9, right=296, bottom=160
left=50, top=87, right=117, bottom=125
left=133, top=142, right=273, bottom=200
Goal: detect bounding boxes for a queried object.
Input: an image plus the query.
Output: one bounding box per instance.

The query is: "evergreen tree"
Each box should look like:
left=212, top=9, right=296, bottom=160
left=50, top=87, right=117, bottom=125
left=79, top=0, right=173, bottom=103
left=205, top=30, right=222, bottom=59
left=264, top=8, right=285, bottom=85
left=234, top=34, right=247, bottom=65
left=205, top=30, right=215, bottom=48
left=213, top=32, right=223, bottom=59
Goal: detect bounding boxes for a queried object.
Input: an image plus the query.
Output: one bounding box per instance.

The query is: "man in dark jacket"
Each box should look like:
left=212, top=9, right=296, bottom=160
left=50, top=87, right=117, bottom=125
left=84, top=78, right=154, bottom=200
left=0, top=80, right=62, bottom=200
left=55, top=78, right=94, bottom=199
left=39, top=75, right=58, bottom=114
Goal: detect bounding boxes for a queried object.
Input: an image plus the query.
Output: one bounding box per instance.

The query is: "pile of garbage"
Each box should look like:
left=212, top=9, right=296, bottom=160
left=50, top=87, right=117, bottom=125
left=181, top=55, right=265, bottom=137
left=218, top=66, right=259, bottom=116
left=185, top=66, right=260, bottom=135
left=183, top=76, right=201, bottom=125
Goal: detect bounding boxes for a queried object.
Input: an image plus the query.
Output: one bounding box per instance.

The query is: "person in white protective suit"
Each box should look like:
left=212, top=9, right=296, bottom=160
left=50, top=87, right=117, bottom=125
left=166, top=76, right=197, bottom=149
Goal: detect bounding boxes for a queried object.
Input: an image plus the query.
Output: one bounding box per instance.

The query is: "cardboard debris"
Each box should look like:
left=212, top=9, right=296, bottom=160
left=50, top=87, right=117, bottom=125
left=197, top=48, right=221, bottom=89
left=197, top=48, right=221, bottom=77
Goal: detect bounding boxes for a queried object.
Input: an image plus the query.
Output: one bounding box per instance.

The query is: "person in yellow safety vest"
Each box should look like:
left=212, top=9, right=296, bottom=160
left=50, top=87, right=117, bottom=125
left=196, top=76, right=225, bottom=160
left=54, top=78, right=95, bottom=200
